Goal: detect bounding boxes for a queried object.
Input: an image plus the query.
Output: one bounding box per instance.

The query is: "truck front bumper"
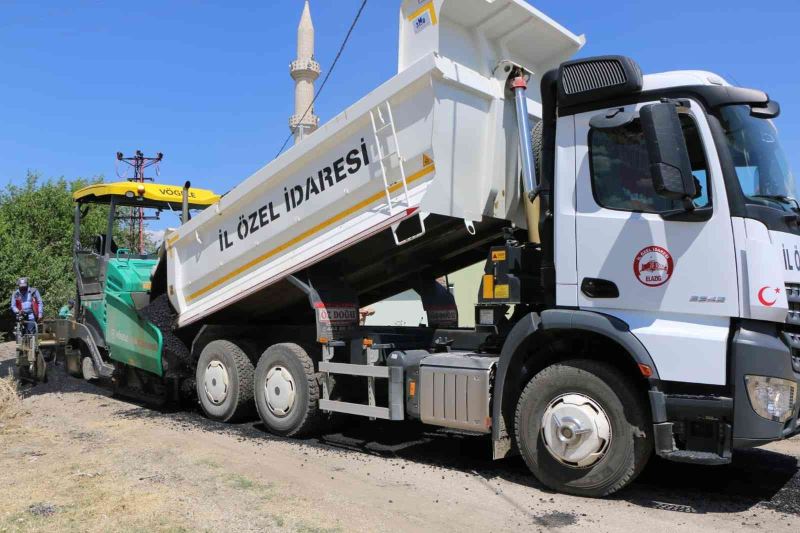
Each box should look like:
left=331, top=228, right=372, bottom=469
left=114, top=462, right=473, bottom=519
left=731, top=320, right=800, bottom=447
left=651, top=320, right=799, bottom=464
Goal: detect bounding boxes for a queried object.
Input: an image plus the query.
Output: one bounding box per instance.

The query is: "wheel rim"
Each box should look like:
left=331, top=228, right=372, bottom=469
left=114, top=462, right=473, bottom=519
left=541, top=393, right=612, bottom=468
left=204, top=360, right=230, bottom=405
left=81, top=357, right=95, bottom=380
left=265, top=365, right=296, bottom=417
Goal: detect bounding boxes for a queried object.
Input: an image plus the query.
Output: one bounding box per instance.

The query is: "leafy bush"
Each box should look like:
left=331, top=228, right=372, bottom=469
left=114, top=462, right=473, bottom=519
left=0, top=172, right=108, bottom=319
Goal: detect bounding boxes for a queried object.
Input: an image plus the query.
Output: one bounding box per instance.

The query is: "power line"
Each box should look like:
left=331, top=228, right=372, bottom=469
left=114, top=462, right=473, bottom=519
left=274, top=0, right=368, bottom=159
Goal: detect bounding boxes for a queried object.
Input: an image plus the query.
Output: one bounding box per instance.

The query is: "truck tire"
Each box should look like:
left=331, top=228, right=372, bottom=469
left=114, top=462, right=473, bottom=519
left=195, top=340, right=255, bottom=422
left=254, top=343, right=320, bottom=437
left=514, top=359, right=652, bottom=497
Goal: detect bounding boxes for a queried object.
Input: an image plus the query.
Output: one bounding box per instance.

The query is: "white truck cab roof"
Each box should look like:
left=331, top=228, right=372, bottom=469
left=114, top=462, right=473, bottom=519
left=642, top=70, right=731, bottom=92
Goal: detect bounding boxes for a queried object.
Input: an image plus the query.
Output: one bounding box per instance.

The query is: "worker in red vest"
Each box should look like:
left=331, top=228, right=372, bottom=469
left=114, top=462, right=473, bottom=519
left=9, top=277, right=43, bottom=334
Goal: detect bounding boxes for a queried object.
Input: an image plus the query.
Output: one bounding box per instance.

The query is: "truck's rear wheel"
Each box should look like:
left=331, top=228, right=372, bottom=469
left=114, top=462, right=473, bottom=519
left=254, top=343, right=320, bottom=437
left=515, top=359, right=651, bottom=497
left=196, top=340, right=255, bottom=422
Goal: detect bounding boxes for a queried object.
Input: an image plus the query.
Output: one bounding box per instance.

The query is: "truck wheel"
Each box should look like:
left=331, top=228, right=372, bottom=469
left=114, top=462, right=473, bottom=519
left=515, top=360, right=652, bottom=497
left=254, top=343, right=320, bottom=437
left=196, top=340, right=255, bottom=422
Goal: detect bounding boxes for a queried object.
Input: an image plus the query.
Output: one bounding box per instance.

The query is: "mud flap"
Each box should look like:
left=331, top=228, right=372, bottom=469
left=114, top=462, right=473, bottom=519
left=416, top=278, right=458, bottom=328
left=288, top=273, right=359, bottom=342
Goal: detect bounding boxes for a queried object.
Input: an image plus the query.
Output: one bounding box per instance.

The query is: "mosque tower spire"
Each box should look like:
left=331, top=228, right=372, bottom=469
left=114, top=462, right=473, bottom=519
left=289, top=0, right=321, bottom=143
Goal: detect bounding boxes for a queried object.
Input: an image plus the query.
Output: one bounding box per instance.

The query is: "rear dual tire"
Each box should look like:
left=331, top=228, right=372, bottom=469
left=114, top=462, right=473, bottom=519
left=196, top=340, right=255, bottom=422
left=195, top=340, right=322, bottom=436
left=254, top=343, right=321, bottom=437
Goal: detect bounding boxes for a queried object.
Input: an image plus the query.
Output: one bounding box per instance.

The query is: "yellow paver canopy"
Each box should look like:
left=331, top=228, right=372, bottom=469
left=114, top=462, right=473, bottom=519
left=73, top=182, right=220, bottom=210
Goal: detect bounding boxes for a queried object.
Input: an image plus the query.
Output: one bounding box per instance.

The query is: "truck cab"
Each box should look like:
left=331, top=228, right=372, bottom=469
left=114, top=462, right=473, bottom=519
left=526, top=57, right=799, bottom=465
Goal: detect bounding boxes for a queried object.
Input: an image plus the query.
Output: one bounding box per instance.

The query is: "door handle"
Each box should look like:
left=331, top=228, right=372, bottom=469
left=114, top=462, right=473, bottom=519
left=581, top=278, right=619, bottom=299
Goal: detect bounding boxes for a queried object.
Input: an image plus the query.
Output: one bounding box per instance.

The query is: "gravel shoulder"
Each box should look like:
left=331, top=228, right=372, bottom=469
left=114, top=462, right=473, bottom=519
left=0, top=342, right=798, bottom=532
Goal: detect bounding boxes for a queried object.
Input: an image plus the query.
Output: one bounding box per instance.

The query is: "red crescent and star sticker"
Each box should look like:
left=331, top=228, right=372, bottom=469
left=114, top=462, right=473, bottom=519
left=757, top=286, right=780, bottom=307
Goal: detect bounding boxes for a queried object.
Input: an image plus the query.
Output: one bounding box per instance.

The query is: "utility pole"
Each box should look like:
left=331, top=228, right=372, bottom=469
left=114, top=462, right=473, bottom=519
left=116, top=150, right=163, bottom=254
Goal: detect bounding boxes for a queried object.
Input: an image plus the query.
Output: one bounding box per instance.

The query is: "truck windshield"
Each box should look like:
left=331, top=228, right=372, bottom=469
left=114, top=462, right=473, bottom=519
left=718, top=105, right=797, bottom=210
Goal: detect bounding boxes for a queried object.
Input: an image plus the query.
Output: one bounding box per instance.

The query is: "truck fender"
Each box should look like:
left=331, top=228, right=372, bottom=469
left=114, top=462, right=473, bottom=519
left=190, top=324, right=274, bottom=366
left=190, top=325, right=250, bottom=362
left=540, top=309, right=660, bottom=378
left=491, top=309, right=660, bottom=459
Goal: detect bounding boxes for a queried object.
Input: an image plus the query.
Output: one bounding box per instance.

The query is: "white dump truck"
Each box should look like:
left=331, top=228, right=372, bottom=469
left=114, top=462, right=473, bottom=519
left=65, top=0, right=799, bottom=496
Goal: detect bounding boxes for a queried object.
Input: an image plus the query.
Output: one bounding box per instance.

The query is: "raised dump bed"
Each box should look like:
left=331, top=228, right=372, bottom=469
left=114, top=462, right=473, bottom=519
left=165, top=0, right=583, bottom=328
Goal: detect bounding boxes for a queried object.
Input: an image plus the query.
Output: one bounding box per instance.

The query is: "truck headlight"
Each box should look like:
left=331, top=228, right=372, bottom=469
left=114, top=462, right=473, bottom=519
left=744, top=375, right=797, bottom=423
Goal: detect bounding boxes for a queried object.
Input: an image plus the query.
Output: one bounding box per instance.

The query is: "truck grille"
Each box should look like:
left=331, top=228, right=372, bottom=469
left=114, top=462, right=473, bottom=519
left=783, top=331, right=800, bottom=373
left=783, top=283, right=800, bottom=372
left=786, top=283, right=800, bottom=326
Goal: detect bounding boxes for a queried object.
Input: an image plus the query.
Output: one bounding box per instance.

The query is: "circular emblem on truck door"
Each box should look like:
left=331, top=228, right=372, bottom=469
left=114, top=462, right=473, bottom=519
left=633, top=246, right=674, bottom=287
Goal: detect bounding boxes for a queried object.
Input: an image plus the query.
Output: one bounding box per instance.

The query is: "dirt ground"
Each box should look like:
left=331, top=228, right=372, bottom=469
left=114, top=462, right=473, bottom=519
left=0, top=342, right=799, bottom=532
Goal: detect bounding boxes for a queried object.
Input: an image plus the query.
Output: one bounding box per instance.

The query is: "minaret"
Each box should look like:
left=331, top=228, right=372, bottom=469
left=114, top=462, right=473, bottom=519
left=289, top=0, right=321, bottom=143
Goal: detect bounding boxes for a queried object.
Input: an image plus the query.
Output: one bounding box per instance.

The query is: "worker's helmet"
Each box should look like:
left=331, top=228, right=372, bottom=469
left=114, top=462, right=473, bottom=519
left=17, top=277, right=28, bottom=289
left=68, top=299, right=75, bottom=307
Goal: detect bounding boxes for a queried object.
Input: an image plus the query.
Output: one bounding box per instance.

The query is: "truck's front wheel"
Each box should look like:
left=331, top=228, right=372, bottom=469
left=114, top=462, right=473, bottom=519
left=254, top=343, right=320, bottom=437
left=195, top=340, right=255, bottom=422
left=515, top=360, right=651, bottom=497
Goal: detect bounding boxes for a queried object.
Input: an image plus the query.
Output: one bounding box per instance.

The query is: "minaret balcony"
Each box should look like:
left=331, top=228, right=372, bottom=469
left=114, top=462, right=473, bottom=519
left=289, top=113, right=320, bottom=129
left=289, top=58, right=321, bottom=79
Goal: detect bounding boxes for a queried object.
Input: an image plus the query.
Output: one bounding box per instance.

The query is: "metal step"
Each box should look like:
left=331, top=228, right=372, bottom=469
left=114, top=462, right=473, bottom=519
left=319, top=399, right=391, bottom=419
left=659, top=449, right=731, bottom=466
left=319, top=361, right=389, bottom=378
left=377, top=151, right=399, bottom=164
left=318, top=360, right=404, bottom=421
left=374, top=122, right=393, bottom=134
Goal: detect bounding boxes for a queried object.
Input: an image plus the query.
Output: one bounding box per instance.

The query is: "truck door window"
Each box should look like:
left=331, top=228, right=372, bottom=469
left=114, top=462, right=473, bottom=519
left=590, top=114, right=710, bottom=213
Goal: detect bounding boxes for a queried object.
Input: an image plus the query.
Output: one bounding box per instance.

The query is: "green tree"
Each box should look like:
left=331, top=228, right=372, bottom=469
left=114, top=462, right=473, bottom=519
left=0, top=172, right=109, bottom=319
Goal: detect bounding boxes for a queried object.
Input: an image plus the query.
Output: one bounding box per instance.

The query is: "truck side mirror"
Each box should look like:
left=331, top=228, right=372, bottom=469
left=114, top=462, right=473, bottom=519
left=640, top=103, right=696, bottom=206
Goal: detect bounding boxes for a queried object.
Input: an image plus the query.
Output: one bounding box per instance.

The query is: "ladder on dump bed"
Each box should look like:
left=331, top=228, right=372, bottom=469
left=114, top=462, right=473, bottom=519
left=369, top=101, right=426, bottom=246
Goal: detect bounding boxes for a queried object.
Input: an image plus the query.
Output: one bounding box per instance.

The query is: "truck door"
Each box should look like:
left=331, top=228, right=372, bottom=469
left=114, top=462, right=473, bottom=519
left=573, top=99, right=738, bottom=385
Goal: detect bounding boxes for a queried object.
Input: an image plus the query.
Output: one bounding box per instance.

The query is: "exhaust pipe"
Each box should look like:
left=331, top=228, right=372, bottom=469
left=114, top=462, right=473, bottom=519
left=181, top=181, right=191, bottom=224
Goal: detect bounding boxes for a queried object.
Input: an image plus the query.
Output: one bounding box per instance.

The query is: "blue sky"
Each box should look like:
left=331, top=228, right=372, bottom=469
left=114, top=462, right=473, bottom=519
left=1, top=0, right=798, bottom=214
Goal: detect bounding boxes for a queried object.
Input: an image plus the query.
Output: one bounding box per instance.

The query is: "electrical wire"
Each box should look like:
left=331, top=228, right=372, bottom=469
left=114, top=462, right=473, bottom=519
left=274, top=0, right=369, bottom=159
